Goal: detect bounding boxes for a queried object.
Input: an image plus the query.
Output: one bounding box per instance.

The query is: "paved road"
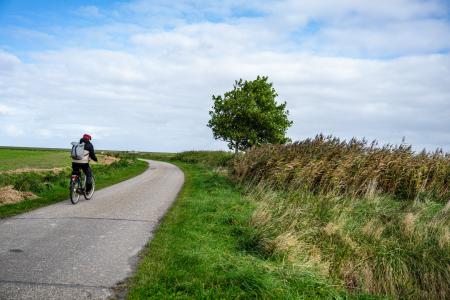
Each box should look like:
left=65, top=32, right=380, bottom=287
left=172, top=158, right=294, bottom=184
left=0, top=160, right=184, bottom=300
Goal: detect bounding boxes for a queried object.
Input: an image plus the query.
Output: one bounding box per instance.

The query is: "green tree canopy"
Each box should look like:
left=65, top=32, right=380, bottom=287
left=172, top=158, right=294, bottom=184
left=208, top=76, right=293, bottom=153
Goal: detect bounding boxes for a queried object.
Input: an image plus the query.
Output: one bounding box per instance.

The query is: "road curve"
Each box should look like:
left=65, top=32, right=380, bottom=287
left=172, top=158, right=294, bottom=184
left=0, top=160, right=184, bottom=300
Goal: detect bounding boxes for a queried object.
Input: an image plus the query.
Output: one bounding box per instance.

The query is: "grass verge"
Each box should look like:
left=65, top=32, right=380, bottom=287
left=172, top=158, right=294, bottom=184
left=125, top=162, right=378, bottom=299
left=0, top=148, right=70, bottom=171
left=0, top=159, right=148, bottom=218
left=245, top=186, right=450, bottom=299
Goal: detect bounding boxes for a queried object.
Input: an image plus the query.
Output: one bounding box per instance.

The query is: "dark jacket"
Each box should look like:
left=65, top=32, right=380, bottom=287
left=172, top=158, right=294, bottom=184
left=72, top=138, right=98, bottom=164
left=80, top=138, right=98, bottom=162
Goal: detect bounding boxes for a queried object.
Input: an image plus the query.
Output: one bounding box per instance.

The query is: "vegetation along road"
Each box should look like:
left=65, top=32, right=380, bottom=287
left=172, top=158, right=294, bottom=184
left=0, top=160, right=184, bottom=299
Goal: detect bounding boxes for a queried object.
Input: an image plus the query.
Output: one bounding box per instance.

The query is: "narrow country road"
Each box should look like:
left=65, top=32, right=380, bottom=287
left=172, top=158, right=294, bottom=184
left=0, top=160, right=184, bottom=300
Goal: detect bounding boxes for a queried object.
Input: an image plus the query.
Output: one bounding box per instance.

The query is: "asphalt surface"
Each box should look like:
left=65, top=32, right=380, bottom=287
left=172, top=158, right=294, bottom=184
left=0, top=160, right=184, bottom=300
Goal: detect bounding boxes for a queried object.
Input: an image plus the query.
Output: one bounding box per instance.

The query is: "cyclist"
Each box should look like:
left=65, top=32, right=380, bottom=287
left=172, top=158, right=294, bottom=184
left=72, top=134, right=98, bottom=193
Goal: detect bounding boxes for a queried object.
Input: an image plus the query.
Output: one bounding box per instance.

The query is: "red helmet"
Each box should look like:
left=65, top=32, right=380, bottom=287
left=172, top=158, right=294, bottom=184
left=83, top=134, right=92, bottom=141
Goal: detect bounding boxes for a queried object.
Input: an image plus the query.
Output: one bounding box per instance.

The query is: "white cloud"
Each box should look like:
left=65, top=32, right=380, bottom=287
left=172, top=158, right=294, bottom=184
left=267, top=0, right=447, bottom=21
left=0, top=0, right=449, bottom=151
left=299, top=18, right=450, bottom=57
left=0, top=51, right=20, bottom=72
left=1, top=45, right=449, bottom=150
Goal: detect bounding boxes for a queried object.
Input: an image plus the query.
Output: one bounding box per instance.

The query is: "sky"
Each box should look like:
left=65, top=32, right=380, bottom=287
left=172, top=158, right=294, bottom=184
left=0, top=0, right=449, bottom=152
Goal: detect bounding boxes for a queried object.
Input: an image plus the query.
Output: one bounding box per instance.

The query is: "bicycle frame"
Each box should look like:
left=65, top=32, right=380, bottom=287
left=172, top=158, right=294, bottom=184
left=71, top=174, right=84, bottom=193
left=70, top=172, right=94, bottom=204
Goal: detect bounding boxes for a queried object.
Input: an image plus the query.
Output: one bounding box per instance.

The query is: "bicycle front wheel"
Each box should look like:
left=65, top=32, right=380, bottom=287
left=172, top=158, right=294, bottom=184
left=84, top=177, right=95, bottom=200
left=70, top=179, right=81, bottom=204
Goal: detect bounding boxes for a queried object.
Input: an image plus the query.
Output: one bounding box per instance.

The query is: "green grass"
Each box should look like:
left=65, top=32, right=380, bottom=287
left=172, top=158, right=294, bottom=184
left=134, top=150, right=233, bottom=168
left=172, top=151, right=234, bottom=167
left=126, top=162, right=377, bottom=299
left=135, top=152, right=177, bottom=161
left=0, top=148, right=71, bottom=171
left=245, top=186, right=450, bottom=299
left=0, top=159, right=148, bottom=218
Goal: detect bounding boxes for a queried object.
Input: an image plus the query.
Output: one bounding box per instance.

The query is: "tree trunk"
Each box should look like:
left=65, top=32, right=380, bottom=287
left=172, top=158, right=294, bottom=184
left=235, top=141, right=239, bottom=155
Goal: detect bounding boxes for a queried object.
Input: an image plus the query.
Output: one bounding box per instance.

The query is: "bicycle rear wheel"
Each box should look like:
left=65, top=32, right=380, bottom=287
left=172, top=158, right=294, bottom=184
left=84, top=177, right=95, bottom=200
left=70, top=179, right=81, bottom=204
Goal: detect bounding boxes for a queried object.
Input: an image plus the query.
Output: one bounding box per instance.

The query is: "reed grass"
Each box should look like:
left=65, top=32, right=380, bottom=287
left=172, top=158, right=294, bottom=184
left=233, top=134, right=450, bottom=203
left=232, top=135, right=450, bottom=299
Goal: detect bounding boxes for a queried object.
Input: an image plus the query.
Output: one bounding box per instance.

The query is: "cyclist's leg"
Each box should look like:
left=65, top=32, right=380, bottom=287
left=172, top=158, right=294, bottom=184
left=82, top=163, right=93, bottom=192
left=72, top=162, right=81, bottom=177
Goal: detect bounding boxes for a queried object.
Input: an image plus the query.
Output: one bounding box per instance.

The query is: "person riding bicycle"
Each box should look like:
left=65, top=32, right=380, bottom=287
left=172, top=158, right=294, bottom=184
left=72, top=134, right=98, bottom=193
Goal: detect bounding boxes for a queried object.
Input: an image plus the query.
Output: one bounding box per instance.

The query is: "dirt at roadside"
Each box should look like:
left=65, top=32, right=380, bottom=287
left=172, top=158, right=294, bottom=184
left=0, top=185, right=38, bottom=205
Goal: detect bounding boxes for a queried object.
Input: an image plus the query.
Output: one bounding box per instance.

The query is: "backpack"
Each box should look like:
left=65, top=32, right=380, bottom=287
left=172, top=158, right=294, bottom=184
left=71, top=142, right=85, bottom=160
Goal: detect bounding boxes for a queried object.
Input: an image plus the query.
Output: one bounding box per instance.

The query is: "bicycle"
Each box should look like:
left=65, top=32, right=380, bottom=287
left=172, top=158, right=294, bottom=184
left=69, top=173, right=95, bottom=204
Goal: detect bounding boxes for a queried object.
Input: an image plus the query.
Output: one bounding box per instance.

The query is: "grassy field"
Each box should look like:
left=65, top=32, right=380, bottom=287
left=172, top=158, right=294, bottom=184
left=137, top=150, right=233, bottom=168
left=125, top=147, right=449, bottom=299
left=0, top=149, right=70, bottom=171
left=128, top=162, right=376, bottom=299
left=0, top=148, right=148, bottom=218
left=124, top=155, right=377, bottom=299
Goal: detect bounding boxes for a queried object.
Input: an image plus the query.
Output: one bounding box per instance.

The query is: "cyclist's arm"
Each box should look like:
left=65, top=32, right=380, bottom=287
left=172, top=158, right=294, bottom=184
left=87, top=144, right=98, bottom=162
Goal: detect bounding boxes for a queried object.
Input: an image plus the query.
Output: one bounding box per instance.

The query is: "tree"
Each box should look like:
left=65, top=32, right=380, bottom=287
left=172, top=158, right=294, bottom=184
left=208, top=76, right=293, bottom=154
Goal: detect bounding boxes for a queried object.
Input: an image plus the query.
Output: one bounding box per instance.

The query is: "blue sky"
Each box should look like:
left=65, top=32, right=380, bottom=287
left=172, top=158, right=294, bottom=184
left=1, top=0, right=450, bottom=151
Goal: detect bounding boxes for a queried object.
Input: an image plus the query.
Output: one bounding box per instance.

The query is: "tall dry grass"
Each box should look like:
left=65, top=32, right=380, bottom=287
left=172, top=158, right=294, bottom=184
left=233, top=134, right=450, bottom=203
left=232, top=135, right=450, bottom=299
